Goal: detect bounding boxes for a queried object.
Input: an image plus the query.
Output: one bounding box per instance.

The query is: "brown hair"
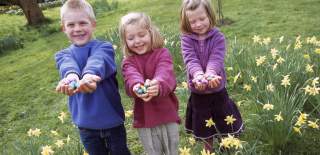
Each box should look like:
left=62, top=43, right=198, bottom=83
left=180, top=0, right=217, bottom=34
left=119, top=12, right=164, bottom=57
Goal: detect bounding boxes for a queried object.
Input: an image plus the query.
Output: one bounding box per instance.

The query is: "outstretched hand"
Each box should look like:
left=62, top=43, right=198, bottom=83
left=56, top=73, right=79, bottom=96
left=206, top=75, right=222, bottom=89
left=76, top=74, right=101, bottom=93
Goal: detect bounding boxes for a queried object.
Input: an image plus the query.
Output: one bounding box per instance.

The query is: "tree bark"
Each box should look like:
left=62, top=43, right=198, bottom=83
left=2, top=0, right=46, bottom=26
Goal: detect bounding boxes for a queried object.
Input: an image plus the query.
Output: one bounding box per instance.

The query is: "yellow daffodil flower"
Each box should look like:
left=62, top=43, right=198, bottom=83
left=41, top=145, right=54, bottom=155
left=293, top=126, right=302, bottom=135
left=276, top=57, right=285, bottom=64
left=188, top=137, right=196, bottom=146
left=263, top=103, right=274, bottom=111
left=315, top=48, right=320, bottom=54
left=250, top=76, right=257, bottom=83
left=243, top=84, right=252, bottom=91
left=224, top=115, right=236, bottom=125
left=233, top=72, right=241, bottom=84
left=256, top=56, right=266, bottom=66
left=179, top=146, right=191, bottom=155
left=51, top=130, right=59, bottom=136
left=252, top=35, right=261, bottom=43
left=266, top=83, right=275, bottom=92
left=279, top=36, right=284, bottom=43
left=281, top=75, right=291, bottom=88
left=308, top=120, right=319, bottom=129
left=205, top=118, right=215, bottom=128
left=305, top=64, right=314, bottom=73
left=55, top=140, right=64, bottom=148
left=274, top=112, right=283, bottom=122
left=200, top=149, right=215, bottom=155
left=270, top=48, right=279, bottom=59
left=125, top=110, right=133, bottom=118
left=263, top=37, right=271, bottom=45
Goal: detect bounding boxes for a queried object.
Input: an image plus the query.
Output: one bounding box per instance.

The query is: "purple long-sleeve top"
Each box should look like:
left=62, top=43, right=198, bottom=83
left=181, top=27, right=227, bottom=94
left=121, top=48, right=180, bottom=128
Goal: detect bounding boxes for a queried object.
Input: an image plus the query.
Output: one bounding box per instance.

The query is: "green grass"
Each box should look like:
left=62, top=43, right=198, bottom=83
left=1, top=0, right=320, bottom=154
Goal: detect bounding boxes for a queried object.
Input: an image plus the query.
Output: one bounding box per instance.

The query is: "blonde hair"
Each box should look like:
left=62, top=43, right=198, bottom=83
left=180, top=0, right=217, bottom=34
left=119, top=12, right=164, bottom=57
left=60, top=0, right=95, bottom=22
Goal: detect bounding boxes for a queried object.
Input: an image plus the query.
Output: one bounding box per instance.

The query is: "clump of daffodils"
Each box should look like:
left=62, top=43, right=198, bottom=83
left=219, top=134, right=243, bottom=150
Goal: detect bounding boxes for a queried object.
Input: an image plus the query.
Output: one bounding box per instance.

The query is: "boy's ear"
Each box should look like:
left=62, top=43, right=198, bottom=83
left=61, top=24, right=65, bottom=32
left=91, top=20, right=97, bottom=28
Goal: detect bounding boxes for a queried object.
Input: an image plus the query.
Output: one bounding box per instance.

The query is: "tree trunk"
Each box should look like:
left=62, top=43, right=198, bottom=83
left=3, top=0, right=46, bottom=25
left=18, top=0, right=46, bottom=25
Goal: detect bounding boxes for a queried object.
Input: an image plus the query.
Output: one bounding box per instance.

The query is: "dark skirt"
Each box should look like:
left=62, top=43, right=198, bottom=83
left=185, top=88, right=243, bottom=139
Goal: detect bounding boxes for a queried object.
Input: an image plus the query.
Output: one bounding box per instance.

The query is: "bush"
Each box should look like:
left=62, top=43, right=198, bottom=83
left=0, top=35, right=23, bottom=54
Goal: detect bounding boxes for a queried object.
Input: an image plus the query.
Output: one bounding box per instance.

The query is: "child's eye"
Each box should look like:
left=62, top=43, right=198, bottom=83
left=79, top=22, right=88, bottom=26
left=67, top=23, right=75, bottom=27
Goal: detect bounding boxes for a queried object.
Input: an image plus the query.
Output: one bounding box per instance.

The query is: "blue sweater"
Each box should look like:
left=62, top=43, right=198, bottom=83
left=55, top=40, right=125, bottom=129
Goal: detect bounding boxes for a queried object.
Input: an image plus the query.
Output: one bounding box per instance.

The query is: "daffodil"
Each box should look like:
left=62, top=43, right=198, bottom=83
left=274, top=112, right=283, bottom=122
left=200, top=149, right=215, bottom=155
left=58, top=112, right=67, bottom=123
left=179, top=146, right=191, bottom=155
left=303, top=54, right=310, bottom=59
left=266, top=83, right=275, bottom=92
left=263, top=103, right=274, bottom=110
left=233, top=72, right=241, bottom=84
left=205, top=118, right=215, bottom=128
left=125, top=110, right=133, bottom=118
left=243, top=84, right=252, bottom=91
left=308, top=120, right=319, bottom=129
left=293, top=126, right=302, bottom=135
left=51, top=130, right=59, bottom=136
left=272, top=63, right=278, bottom=71
left=83, top=151, right=89, bottom=155
left=315, top=48, right=320, bottom=54
left=66, top=135, right=71, bottom=144
left=281, top=75, right=291, bottom=88
left=312, top=77, right=319, bottom=86
left=279, top=36, right=284, bottom=43
left=270, top=48, right=278, bottom=59
left=188, top=137, right=196, bottom=146
left=250, top=76, right=257, bottom=83
left=219, top=134, right=243, bottom=150
left=276, top=57, right=285, bottom=64
left=263, top=37, right=271, bottom=45
left=226, top=67, right=233, bottom=71
left=33, top=128, right=41, bottom=137
left=305, top=64, right=314, bottom=73
left=182, top=82, right=188, bottom=89
left=41, top=145, right=54, bottom=155
left=252, top=35, right=261, bottom=43
left=112, top=45, right=117, bottom=50
left=224, top=115, right=236, bottom=125
left=256, top=56, right=266, bottom=66
left=55, top=140, right=64, bottom=148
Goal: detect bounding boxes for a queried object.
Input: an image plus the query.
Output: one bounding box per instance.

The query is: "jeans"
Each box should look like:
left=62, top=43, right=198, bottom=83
left=79, top=124, right=131, bottom=155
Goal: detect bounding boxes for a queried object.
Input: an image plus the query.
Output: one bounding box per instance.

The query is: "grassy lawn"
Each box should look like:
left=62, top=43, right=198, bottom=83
left=0, top=0, right=319, bottom=154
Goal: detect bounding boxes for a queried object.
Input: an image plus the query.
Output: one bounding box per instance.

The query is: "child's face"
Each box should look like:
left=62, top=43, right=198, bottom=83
left=125, top=23, right=151, bottom=55
left=62, top=10, right=96, bottom=46
left=186, top=5, right=210, bottom=36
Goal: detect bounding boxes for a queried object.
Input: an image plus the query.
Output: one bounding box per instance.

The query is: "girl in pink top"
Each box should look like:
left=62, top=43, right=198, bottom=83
left=120, top=12, right=180, bottom=155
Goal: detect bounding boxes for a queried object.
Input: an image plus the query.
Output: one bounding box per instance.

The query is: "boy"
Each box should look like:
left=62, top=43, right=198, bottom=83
left=55, top=0, right=131, bottom=154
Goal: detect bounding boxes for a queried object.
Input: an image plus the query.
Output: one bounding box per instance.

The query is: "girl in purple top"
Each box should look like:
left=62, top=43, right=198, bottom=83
left=180, top=0, right=243, bottom=152
left=120, top=12, right=180, bottom=155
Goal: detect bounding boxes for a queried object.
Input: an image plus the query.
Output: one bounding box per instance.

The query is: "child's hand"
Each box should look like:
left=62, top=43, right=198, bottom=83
left=146, top=79, right=159, bottom=97
left=192, top=74, right=207, bottom=91
left=76, top=74, right=101, bottom=93
left=56, top=73, right=79, bottom=96
left=133, top=83, right=153, bottom=102
left=206, top=75, right=222, bottom=89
